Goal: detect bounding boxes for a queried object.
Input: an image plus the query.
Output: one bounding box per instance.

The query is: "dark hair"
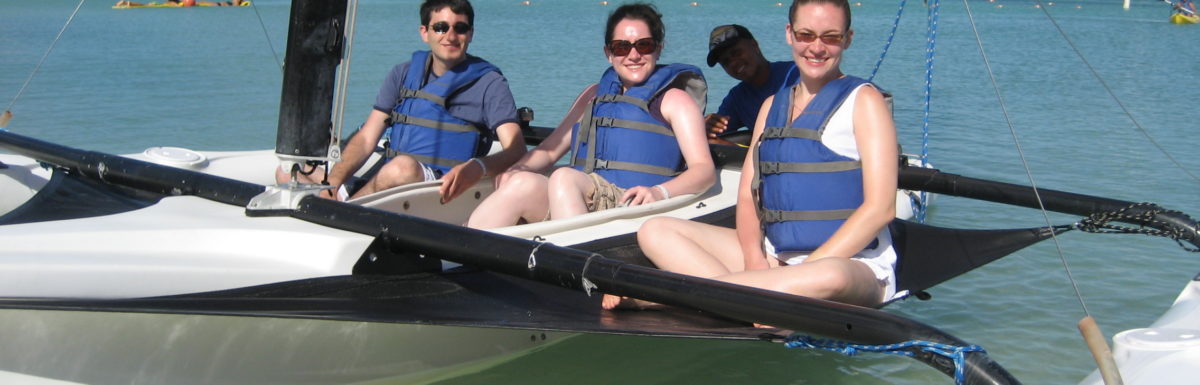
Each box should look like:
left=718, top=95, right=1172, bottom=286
left=788, top=0, right=851, bottom=31
left=604, top=3, right=665, bottom=45
left=420, top=0, right=475, bottom=26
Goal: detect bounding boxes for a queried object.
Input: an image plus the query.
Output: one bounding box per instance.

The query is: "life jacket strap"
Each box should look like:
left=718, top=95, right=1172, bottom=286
left=590, top=117, right=674, bottom=137
left=389, top=112, right=478, bottom=133
left=384, top=149, right=464, bottom=169
left=758, top=160, right=861, bottom=175
left=761, top=126, right=822, bottom=141
left=573, top=157, right=681, bottom=177
left=762, top=208, right=856, bottom=223
left=396, top=88, right=447, bottom=107
left=596, top=94, right=649, bottom=111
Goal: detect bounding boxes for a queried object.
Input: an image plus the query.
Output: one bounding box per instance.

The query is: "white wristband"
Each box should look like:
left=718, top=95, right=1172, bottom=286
left=470, top=157, right=488, bottom=176
left=654, top=184, right=669, bottom=200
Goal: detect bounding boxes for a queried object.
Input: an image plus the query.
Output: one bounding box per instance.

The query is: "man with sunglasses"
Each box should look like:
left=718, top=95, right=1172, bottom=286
left=282, top=0, right=525, bottom=203
left=704, top=24, right=798, bottom=146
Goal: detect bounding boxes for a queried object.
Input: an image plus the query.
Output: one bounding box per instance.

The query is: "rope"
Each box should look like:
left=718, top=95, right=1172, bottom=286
left=914, top=0, right=939, bottom=223
left=784, top=335, right=985, bottom=385
left=867, top=0, right=907, bottom=82
left=1075, top=202, right=1200, bottom=252
left=4, top=0, right=89, bottom=128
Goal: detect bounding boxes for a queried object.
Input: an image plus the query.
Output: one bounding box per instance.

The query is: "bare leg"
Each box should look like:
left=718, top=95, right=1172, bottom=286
left=715, top=258, right=885, bottom=307
left=546, top=168, right=594, bottom=220
left=350, top=155, right=425, bottom=199
left=275, top=165, right=326, bottom=185
left=602, top=217, right=744, bottom=310
left=638, top=217, right=744, bottom=277
left=467, top=171, right=550, bottom=229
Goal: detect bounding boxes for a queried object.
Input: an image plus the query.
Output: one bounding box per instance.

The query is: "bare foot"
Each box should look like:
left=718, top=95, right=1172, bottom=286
left=601, top=294, right=658, bottom=310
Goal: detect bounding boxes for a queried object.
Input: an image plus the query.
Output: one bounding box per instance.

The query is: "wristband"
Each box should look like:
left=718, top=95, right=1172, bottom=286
left=470, top=157, right=488, bottom=176
left=654, top=184, right=670, bottom=200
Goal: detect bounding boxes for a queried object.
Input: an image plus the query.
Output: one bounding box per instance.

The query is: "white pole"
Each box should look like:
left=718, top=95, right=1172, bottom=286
left=1124, top=0, right=1131, bottom=10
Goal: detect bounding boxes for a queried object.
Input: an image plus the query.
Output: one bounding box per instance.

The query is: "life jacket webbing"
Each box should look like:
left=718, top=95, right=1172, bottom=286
left=596, top=94, right=649, bottom=111
left=760, top=127, right=822, bottom=141
left=762, top=208, right=857, bottom=223
left=389, top=113, right=477, bottom=133
left=589, top=117, right=672, bottom=136
left=383, top=150, right=461, bottom=169
left=395, top=88, right=446, bottom=107
left=571, top=157, right=681, bottom=176
left=758, top=160, right=862, bottom=175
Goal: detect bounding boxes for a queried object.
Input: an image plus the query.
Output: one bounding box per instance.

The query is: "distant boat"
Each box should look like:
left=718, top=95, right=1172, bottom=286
left=1171, top=12, right=1200, bottom=24
left=112, top=1, right=250, bottom=9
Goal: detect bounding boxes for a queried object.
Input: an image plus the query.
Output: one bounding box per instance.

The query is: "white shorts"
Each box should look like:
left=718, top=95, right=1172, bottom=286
left=765, top=230, right=899, bottom=302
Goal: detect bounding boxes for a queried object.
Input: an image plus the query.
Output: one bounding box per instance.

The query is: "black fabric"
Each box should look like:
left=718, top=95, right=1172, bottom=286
left=0, top=169, right=163, bottom=225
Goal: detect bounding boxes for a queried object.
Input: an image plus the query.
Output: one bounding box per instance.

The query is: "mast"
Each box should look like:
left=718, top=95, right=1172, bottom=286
left=274, top=0, right=350, bottom=179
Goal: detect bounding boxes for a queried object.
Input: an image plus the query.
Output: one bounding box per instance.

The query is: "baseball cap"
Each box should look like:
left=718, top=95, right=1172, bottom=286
left=706, top=24, right=753, bottom=67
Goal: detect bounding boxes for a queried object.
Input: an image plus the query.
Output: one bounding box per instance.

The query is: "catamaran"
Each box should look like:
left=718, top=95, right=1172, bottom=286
left=1, top=1, right=1198, bottom=384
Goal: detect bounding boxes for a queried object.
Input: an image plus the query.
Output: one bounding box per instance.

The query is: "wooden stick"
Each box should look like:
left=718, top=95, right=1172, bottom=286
left=1078, top=316, right=1124, bottom=385
left=0, top=110, right=11, bottom=129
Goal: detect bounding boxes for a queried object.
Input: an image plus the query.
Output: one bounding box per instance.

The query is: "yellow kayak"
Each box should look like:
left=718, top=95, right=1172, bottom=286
left=1171, top=12, right=1199, bottom=24
left=113, top=1, right=250, bottom=9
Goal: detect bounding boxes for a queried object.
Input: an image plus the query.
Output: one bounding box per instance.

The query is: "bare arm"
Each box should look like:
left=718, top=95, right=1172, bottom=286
left=320, top=109, right=389, bottom=199
left=735, top=94, right=775, bottom=271
left=495, top=84, right=598, bottom=186
left=807, top=86, right=898, bottom=262
left=439, top=121, right=527, bottom=202
left=621, top=87, right=716, bottom=205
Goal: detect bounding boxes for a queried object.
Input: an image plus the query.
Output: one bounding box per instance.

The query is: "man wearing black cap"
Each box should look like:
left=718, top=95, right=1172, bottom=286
left=704, top=24, right=798, bottom=144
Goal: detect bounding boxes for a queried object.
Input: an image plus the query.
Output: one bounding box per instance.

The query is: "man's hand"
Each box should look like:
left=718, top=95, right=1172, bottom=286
left=704, top=113, right=730, bottom=138
left=439, top=159, right=485, bottom=203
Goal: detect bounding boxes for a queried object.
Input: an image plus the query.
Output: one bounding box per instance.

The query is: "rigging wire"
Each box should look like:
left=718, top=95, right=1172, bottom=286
left=3, top=0, right=89, bottom=128
left=1033, top=2, right=1199, bottom=185
left=247, top=1, right=283, bottom=72
left=958, top=0, right=1091, bottom=317
left=329, top=0, right=361, bottom=161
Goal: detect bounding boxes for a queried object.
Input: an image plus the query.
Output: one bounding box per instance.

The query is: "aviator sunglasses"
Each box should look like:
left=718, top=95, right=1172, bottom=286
left=791, top=29, right=845, bottom=45
left=430, top=21, right=471, bottom=34
left=608, top=38, right=658, bottom=56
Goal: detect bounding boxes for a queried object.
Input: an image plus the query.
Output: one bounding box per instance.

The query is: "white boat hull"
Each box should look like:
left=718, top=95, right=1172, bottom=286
left=0, top=308, right=570, bottom=384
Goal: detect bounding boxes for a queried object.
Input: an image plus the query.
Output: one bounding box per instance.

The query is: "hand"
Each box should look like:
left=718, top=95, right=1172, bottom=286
left=704, top=113, right=730, bottom=139
left=439, top=159, right=485, bottom=204
left=618, top=185, right=666, bottom=207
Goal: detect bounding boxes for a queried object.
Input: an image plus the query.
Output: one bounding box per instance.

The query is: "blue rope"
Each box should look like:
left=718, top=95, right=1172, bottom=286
left=915, top=0, right=940, bottom=223
left=868, top=0, right=908, bottom=82
left=784, top=335, right=985, bottom=385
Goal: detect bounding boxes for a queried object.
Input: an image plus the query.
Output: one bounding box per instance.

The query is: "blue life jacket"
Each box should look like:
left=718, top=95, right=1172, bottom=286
left=754, top=76, right=875, bottom=253
left=570, top=63, right=706, bottom=188
left=387, top=50, right=498, bottom=174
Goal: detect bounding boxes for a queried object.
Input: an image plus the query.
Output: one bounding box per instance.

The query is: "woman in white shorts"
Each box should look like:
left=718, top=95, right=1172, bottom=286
left=605, top=0, right=898, bottom=310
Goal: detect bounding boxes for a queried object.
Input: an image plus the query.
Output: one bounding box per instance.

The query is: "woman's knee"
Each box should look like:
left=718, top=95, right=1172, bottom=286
left=547, top=169, right=587, bottom=201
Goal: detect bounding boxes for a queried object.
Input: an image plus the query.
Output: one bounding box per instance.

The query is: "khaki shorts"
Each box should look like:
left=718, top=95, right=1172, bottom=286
left=585, top=173, right=627, bottom=212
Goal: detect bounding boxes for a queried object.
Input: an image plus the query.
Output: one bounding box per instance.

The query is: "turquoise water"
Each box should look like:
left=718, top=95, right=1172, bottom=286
left=3, top=0, right=1199, bottom=383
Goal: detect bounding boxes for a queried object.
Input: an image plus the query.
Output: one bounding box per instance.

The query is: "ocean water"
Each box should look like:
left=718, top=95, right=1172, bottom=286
left=2, top=0, right=1199, bottom=384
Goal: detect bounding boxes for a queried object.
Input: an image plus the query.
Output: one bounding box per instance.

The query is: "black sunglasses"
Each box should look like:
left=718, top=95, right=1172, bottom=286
left=608, top=38, right=658, bottom=56
left=430, top=21, right=471, bottom=35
